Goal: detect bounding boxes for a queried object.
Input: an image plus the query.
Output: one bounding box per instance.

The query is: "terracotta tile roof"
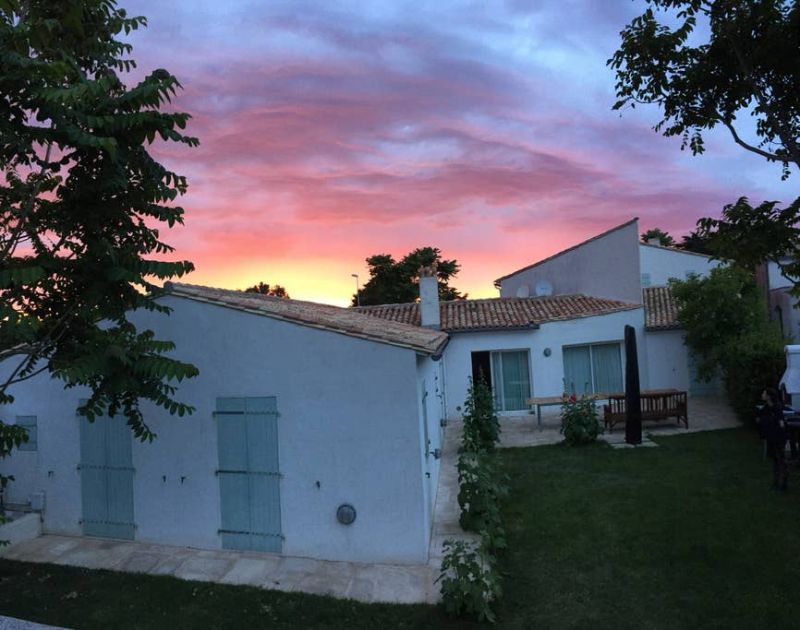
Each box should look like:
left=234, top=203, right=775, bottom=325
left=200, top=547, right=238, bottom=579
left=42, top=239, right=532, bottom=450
left=643, top=286, right=681, bottom=330
left=494, top=218, right=639, bottom=286
left=356, top=294, right=641, bottom=333
left=165, top=283, right=449, bottom=355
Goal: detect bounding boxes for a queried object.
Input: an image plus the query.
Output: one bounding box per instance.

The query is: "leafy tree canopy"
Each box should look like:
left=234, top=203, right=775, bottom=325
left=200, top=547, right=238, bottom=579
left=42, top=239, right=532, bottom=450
left=641, top=228, right=676, bottom=247
left=244, top=282, right=289, bottom=298
left=609, top=0, right=800, bottom=178
left=354, top=247, right=466, bottom=306
left=677, top=228, right=717, bottom=256
left=611, top=1, right=800, bottom=295
left=670, top=266, right=770, bottom=378
left=0, top=0, right=199, bottom=449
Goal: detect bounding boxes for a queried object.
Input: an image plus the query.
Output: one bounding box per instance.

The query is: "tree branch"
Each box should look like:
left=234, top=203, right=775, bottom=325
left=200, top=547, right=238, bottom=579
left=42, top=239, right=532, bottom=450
left=722, top=120, right=785, bottom=162
left=721, top=16, right=800, bottom=171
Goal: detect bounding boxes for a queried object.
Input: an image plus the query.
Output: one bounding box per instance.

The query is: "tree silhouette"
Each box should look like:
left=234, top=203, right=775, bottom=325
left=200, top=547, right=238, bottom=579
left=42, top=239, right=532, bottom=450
left=245, top=282, right=289, bottom=298
left=353, top=247, right=466, bottom=306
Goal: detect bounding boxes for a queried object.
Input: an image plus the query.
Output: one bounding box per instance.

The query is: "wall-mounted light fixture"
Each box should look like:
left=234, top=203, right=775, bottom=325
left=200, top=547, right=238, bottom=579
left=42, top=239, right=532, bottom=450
left=336, top=504, right=357, bottom=525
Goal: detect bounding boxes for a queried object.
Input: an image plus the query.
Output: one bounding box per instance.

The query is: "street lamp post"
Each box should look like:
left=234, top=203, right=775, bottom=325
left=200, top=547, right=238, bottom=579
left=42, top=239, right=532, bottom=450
left=351, top=273, right=361, bottom=307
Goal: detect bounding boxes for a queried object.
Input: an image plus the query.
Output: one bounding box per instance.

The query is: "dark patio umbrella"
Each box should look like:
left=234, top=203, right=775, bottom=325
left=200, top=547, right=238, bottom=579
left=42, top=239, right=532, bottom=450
left=625, top=324, right=642, bottom=445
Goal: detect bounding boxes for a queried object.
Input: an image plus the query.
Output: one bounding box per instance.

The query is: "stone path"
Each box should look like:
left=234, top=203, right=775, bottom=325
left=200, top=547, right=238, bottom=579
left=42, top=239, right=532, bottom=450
left=0, top=534, right=439, bottom=604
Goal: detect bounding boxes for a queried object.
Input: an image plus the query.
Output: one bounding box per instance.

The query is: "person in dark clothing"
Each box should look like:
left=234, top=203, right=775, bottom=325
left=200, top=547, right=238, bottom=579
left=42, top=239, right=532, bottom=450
left=780, top=383, right=799, bottom=460
left=759, top=387, right=788, bottom=491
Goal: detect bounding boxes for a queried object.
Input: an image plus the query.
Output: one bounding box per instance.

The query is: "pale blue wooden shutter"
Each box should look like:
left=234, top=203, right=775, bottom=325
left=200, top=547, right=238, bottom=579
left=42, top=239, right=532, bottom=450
left=16, top=416, right=37, bottom=451
left=79, top=409, right=135, bottom=540
left=216, top=397, right=282, bottom=553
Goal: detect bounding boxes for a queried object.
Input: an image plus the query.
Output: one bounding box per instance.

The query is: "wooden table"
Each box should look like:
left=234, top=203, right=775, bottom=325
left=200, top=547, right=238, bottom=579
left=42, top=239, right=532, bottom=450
left=525, top=396, right=564, bottom=429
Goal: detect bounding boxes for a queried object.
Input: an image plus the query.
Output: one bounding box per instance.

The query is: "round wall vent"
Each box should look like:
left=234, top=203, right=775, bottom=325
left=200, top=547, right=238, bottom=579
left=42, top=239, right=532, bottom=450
left=336, top=504, right=357, bottom=525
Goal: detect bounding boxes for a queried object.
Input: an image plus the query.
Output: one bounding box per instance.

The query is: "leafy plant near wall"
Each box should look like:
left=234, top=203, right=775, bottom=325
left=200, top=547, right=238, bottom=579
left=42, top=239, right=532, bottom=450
left=461, top=375, right=500, bottom=453
left=439, top=377, right=507, bottom=623
left=457, top=451, right=508, bottom=549
left=670, top=267, right=786, bottom=420
left=438, top=539, right=503, bottom=623
left=560, top=394, right=602, bottom=446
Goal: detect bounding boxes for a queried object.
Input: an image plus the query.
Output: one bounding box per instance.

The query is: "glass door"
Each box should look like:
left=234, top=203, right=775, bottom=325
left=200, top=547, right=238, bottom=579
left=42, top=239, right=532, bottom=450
left=490, top=350, right=531, bottom=411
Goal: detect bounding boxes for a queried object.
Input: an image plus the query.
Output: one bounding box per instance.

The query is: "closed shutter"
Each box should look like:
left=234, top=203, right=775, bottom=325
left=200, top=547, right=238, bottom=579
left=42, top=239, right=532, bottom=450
left=79, top=412, right=135, bottom=540
left=216, top=397, right=282, bottom=552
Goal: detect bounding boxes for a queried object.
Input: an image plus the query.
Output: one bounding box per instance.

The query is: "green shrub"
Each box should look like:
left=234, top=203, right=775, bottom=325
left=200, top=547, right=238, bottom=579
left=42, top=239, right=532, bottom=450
left=560, top=395, right=601, bottom=445
left=670, top=267, right=788, bottom=422
left=721, top=326, right=786, bottom=421
left=456, top=452, right=508, bottom=550
left=437, top=539, right=502, bottom=624
left=462, top=375, right=500, bottom=453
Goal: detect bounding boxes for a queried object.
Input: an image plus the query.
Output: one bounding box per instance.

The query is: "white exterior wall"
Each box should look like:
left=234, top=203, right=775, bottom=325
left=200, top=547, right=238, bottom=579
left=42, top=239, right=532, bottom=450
left=415, top=355, right=445, bottom=539
left=767, top=259, right=795, bottom=290
left=442, top=308, right=647, bottom=418
left=498, top=221, right=641, bottom=303
left=0, top=297, right=431, bottom=564
left=644, top=330, right=691, bottom=392
left=639, top=244, right=718, bottom=286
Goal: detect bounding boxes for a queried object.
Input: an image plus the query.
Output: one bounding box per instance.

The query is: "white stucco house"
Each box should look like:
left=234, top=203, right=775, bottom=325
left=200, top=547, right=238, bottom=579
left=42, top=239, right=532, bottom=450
left=0, top=217, right=722, bottom=563
left=359, top=218, right=722, bottom=413
left=0, top=285, right=448, bottom=565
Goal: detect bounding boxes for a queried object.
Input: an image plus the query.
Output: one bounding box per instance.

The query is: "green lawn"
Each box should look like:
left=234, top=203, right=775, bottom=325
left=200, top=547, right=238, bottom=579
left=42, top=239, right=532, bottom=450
left=2, top=428, right=799, bottom=629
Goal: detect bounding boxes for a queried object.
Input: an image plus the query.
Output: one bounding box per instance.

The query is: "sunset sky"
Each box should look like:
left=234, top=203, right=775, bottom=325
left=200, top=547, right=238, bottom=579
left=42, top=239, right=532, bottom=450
left=128, top=0, right=797, bottom=306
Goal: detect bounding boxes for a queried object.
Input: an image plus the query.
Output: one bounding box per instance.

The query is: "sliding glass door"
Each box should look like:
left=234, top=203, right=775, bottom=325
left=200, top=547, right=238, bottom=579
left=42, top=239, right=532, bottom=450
left=490, top=350, right=531, bottom=412
left=562, top=342, right=623, bottom=395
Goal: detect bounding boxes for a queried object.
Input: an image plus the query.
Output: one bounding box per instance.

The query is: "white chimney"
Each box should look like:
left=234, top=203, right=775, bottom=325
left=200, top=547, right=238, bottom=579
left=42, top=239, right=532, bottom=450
left=780, top=345, right=800, bottom=406
left=419, top=264, right=441, bottom=330
left=647, top=237, right=662, bottom=246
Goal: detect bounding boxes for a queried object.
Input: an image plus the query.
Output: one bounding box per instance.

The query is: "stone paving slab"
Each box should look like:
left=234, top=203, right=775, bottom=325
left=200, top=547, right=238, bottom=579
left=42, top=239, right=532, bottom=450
left=0, top=616, right=69, bottom=630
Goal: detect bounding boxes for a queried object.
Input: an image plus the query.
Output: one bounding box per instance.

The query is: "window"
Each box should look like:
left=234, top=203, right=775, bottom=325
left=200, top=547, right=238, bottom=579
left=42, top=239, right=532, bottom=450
left=16, top=415, right=37, bottom=451
left=563, top=343, right=623, bottom=395
left=640, top=272, right=652, bottom=287
left=490, top=350, right=531, bottom=411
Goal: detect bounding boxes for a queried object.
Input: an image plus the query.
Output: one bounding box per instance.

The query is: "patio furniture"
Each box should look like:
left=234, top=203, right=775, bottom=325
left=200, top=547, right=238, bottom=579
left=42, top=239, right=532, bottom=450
left=526, top=396, right=564, bottom=429
left=603, top=389, right=688, bottom=432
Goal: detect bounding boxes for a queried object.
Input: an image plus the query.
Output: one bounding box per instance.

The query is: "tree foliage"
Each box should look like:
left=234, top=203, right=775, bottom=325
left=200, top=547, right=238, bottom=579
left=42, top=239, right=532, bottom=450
left=353, top=246, right=466, bottom=306
left=641, top=228, right=675, bottom=247
left=698, top=196, right=800, bottom=284
left=677, top=228, right=716, bottom=256
left=244, top=282, right=289, bottom=298
left=670, top=266, right=785, bottom=419
left=611, top=1, right=800, bottom=301
left=0, top=1, right=199, bottom=449
left=609, top=0, right=800, bottom=178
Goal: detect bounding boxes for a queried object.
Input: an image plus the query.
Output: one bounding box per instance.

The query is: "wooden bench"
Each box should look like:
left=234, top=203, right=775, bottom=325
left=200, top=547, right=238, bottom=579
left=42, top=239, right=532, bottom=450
left=603, top=389, right=688, bottom=432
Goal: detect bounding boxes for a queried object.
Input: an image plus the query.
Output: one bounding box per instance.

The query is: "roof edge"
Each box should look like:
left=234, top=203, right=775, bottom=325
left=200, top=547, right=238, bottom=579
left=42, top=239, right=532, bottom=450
left=164, top=283, right=449, bottom=356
